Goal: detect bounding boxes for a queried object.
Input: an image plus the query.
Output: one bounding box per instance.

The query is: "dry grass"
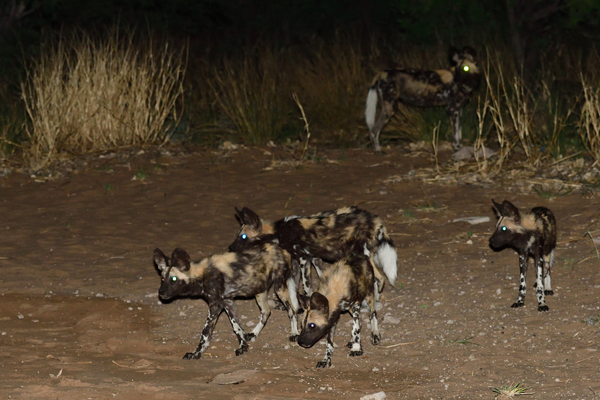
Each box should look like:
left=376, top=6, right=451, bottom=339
left=480, top=49, right=538, bottom=170
left=491, top=382, right=533, bottom=398
left=290, top=38, right=377, bottom=145
left=580, top=78, right=600, bottom=166
left=21, top=30, right=186, bottom=170
left=207, top=48, right=289, bottom=145
left=473, top=46, right=595, bottom=174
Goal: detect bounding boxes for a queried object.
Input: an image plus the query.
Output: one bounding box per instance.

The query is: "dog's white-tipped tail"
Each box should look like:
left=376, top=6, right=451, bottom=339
left=365, top=87, right=378, bottom=131
left=373, top=241, right=398, bottom=286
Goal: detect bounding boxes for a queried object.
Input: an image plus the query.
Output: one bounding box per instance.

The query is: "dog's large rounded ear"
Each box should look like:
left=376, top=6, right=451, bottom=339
left=502, top=200, right=521, bottom=223
left=241, top=207, right=262, bottom=231
left=462, top=46, right=477, bottom=62
left=491, top=199, right=503, bottom=217
left=154, top=248, right=170, bottom=272
left=234, top=207, right=245, bottom=225
left=298, top=294, right=311, bottom=310
left=309, top=292, right=329, bottom=317
left=449, top=46, right=461, bottom=65
left=171, top=248, right=191, bottom=271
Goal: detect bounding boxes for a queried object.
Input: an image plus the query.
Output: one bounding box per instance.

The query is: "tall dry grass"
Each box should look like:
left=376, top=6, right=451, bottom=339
left=474, top=45, right=592, bottom=173
left=21, top=31, right=185, bottom=170
left=290, top=39, right=376, bottom=145
left=208, top=48, right=289, bottom=145
left=580, top=79, right=600, bottom=166
left=192, top=37, right=428, bottom=147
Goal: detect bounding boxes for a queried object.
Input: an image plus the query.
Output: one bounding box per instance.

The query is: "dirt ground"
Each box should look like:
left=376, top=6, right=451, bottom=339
left=1, top=145, right=599, bottom=400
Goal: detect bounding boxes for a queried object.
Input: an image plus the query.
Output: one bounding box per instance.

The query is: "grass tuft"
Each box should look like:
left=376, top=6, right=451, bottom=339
left=20, top=29, right=186, bottom=171
left=490, top=382, right=533, bottom=398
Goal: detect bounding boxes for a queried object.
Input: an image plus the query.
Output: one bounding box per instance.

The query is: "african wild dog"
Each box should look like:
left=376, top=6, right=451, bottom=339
left=365, top=46, right=481, bottom=152
left=153, top=240, right=300, bottom=360
left=229, top=206, right=398, bottom=300
left=489, top=199, right=557, bottom=312
left=297, top=254, right=380, bottom=368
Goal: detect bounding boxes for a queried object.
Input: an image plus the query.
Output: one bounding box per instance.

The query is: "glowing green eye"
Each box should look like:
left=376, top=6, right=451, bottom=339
left=463, top=65, right=470, bottom=72
left=501, top=226, right=507, bottom=231
left=171, top=276, right=177, bottom=282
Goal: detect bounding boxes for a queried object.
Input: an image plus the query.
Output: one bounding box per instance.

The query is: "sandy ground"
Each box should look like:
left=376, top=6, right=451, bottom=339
left=1, top=146, right=599, bottom=400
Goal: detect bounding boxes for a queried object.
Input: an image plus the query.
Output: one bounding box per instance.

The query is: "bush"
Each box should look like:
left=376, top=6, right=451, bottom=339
left=21, top=30, right=185, bottom=170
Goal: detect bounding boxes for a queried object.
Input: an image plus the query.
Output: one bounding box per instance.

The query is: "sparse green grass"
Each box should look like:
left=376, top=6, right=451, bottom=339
left=490, top=382, right=533, bottom=398
left=103, top=183, right=113, bottom=194
left=562, top=257, right=574, bottom=270
left=133, top=168, right=148, bottom=181
left=97, top=165, right=114, bottom=172
left=414, top=201, right=444, bottom=212
left=401, top=209, right=414, bottom=219
left=445, top=336, right=480, bottom=346
left=582, top=315, right=600, bottom=326
left=533, top=185, right=573, bottom=200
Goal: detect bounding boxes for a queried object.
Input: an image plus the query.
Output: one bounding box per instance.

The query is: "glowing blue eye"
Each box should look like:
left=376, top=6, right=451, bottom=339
left=171, top=276, right=177, bottom=282
left=501, top=226, right=507, bottom=231
left=463, top=65, right=470, bottom=72
left=309, top=323, right=315, bottom=328
left=241, top=234, right=247, bottom=240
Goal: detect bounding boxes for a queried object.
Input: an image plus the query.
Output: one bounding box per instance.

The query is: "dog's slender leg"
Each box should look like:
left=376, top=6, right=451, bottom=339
left=347, top=302, right=364, bottom=356
left=316, top=324, right=336, bottom=368
left=535, top=256, right=549, bottom=311
left=223, top=300, right=249, bottom=356
left=246, top=291, right=271, bottom=341
left=183, top=302, right=222, bottom=359
left=512, top=254, right=528, bottom=308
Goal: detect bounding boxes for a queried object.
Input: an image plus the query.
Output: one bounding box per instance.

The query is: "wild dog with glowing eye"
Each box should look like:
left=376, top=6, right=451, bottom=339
left=297, top=254, right=379, bottom=368
left=489, top=199, right=557, bottom=312
left=153, top=239, right=300, bottom=360
left=229, top=206, right=397, bottom=305
left=365, top=46, right=481, bottom=152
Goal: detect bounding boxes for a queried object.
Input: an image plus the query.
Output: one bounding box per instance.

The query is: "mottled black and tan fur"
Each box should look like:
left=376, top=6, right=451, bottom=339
left=489, top=199, right=557, bottom=312
left=154, top=240, right=299, bottom=360
left=229, top=206, right=397, bottom=300
left=365, top=46, right=481, bottom=152
left=297, top=254, right=380, bottom=368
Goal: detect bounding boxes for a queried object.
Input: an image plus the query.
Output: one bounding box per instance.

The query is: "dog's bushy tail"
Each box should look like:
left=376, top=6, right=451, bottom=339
left=365, top=86, right=378, bottom=131
left=372, top=225, right=398, bottom=286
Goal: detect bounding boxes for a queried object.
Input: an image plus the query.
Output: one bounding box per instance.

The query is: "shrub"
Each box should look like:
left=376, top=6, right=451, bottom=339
left=21, top=31, right=185, bottom=170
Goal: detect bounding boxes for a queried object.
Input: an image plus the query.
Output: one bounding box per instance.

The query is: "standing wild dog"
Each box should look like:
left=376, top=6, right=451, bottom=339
left=365, top=46, right=481, bottom=152
left=229, top=206, right=398, bottom=300
left=489, top=199, right=557, bottom=312
left=298, top=254, right=380, bottom=368
left=153, top=240, right=300, bottom=359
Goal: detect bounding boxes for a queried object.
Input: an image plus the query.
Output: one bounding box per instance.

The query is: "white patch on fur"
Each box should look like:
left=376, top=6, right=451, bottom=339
left=544, top=272, right=552, bottom=291
left=287, top=277, right=300, bottom=312
left=365, top=88, right=378, bottom=130
left=290, top=314, right=299, bottom=336
left=363, top=243, right=371, bottom=257
left=312, top=260, right=323, bottom=278
left=284, top=215, right=301, bottom=222
left=525, top=236, right=535, bottom=252
left=374, top=242, right=398, bottom=286
left=250, top=320, right=265, bottom=339
left=371, top=313, right=379, bottom=335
